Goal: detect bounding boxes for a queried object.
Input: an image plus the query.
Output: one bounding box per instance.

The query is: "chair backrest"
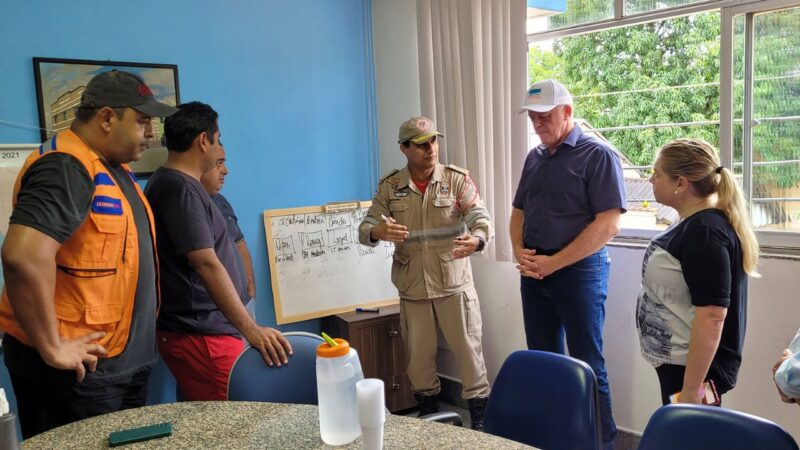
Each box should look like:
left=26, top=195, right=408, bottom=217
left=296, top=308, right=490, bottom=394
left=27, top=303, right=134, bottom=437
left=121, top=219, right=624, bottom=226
left=483, top=350, right=602, bottom=450
left=227, top=331, right=323, bottom=404
left=638, top=404, right=799, bottom=450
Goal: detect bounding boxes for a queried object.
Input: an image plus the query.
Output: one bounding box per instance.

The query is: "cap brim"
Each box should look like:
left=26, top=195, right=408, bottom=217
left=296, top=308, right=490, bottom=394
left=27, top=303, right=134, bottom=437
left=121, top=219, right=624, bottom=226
left=409, top=131, right=444, bottom=144
left=517, top=104, right=559, bottom=114
left=133, top=100, right=179, bottom=118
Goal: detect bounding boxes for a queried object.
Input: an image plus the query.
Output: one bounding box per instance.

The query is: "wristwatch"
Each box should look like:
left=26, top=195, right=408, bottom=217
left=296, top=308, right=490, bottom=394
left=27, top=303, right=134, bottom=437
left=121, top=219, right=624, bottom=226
left=475, top=236, right=486, bottom=252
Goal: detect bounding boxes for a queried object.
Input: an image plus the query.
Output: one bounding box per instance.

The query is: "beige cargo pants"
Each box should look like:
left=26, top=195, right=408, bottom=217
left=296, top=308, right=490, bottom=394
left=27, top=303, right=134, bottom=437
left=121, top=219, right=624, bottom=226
left=399, top=286, right=490, bottom=399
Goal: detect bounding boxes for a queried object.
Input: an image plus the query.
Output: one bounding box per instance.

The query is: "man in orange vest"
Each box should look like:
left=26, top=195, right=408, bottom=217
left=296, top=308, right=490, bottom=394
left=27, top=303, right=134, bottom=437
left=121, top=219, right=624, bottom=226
left=0, top=70, right=176, bottom=438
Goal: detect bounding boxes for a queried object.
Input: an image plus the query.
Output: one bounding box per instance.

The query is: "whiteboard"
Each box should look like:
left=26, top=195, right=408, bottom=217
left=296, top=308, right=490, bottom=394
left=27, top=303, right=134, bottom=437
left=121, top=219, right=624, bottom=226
left=263, top=202, right=398, bottom=324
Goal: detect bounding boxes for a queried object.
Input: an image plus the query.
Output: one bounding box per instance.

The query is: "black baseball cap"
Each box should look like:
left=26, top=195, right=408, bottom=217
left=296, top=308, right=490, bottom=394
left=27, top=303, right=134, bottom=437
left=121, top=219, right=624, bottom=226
left=79, top=70, right=178, bottom=117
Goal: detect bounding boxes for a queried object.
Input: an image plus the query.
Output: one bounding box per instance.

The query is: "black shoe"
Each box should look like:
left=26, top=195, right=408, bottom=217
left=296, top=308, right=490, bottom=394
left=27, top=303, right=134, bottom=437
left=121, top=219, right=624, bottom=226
left=414, top=393, right=440, bottom=416
left=468, top=396, right=488, bottom=431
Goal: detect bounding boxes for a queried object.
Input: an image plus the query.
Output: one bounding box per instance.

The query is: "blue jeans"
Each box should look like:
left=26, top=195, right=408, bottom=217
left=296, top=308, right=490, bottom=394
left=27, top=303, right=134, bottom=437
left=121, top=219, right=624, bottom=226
left=520, top=247, right=617, bottom=447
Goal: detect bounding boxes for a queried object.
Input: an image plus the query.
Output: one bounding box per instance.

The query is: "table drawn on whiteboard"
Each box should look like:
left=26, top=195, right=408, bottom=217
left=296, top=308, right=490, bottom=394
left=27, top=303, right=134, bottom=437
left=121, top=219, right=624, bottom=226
left=275, top=236, right=296, bottom=262
left=328, top=227, right=352, bottom=246
left=264, top=203, right=398, bottom=324
left=326, top=213, right=351, bottom=228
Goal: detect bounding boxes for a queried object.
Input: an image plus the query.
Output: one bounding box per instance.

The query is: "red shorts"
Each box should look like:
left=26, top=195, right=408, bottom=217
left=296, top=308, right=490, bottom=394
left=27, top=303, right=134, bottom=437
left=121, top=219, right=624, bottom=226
left=156, top=330, right=245, bottom=401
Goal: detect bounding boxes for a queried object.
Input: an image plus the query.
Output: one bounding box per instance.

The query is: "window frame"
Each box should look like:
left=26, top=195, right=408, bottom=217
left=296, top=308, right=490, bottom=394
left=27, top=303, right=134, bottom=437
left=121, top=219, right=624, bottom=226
left=721, top=0, right=800, bottom=249
left=527, top=0, right=800, bottom=249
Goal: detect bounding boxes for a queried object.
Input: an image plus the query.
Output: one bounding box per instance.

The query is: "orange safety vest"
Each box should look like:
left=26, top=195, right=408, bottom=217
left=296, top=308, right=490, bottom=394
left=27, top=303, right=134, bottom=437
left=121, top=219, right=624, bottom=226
left=0, top=130, right=159, bottom=357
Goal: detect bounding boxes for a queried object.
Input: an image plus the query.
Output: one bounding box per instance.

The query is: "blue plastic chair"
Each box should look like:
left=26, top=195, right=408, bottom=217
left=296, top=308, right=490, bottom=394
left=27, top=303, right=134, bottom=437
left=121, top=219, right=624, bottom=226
left=483, top=350, right=602, bottom=450
left=227, top=331, right=323, bottom=404
left=638, top=403, right=798, bottom=450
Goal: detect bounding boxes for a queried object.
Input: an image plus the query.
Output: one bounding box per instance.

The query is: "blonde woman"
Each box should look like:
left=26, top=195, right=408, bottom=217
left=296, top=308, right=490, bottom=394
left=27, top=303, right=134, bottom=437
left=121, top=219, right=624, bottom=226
left=636, top=138, right=759, bottom=405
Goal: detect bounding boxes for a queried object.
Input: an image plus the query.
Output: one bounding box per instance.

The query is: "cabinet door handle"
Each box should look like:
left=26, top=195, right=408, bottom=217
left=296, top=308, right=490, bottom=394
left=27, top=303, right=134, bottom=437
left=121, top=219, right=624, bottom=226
left=392, top=383, right=401, bottom=390
left=389, top=330, right=399, bottom=337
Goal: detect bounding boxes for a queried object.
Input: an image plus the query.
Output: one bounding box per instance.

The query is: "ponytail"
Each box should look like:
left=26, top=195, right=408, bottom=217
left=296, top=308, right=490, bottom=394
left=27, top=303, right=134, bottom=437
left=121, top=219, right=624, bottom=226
left=715, top=167, right=760, bottom=276
left=657, top=139, right=760, bottom=276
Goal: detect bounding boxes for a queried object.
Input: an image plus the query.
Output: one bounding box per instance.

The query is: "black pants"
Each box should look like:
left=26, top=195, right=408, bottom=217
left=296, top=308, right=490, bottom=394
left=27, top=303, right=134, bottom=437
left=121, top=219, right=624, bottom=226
left=3, top=334, right=151, bottom=439
left=655, top=364, right=723, bottom=406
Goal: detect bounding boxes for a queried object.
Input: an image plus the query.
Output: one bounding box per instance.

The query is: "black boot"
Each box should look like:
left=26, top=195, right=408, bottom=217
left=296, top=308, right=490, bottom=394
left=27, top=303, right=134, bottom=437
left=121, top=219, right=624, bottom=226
left=414, top=393, right=440, bottom=416
left=468, top=396, right=488, bottom=431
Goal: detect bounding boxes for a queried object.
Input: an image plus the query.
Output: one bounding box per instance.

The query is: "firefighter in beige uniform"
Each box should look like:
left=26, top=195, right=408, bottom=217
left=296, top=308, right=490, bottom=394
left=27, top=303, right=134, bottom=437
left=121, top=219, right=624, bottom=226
left=358, top=116, right=493, bottom=430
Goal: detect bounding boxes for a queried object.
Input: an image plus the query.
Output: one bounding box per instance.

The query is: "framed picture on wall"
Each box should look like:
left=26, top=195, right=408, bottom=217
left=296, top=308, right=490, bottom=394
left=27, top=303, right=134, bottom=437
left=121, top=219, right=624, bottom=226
left=33, top=57, right=180, bottom=176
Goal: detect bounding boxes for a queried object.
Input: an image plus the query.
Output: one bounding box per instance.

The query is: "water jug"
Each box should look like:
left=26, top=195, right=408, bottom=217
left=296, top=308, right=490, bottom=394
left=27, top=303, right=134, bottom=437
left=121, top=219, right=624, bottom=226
left=316, top=337, right=364, bottom=446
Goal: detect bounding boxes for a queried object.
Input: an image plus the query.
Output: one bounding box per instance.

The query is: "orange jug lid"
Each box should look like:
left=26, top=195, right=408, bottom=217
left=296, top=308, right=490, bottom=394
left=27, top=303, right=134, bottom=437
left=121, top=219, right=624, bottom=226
left=317, top=338, right=350, bottom=358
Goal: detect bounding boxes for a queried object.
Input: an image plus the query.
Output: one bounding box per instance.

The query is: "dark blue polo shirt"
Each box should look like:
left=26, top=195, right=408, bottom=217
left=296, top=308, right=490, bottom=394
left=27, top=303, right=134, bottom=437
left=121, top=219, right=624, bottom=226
left=513, top=124, right=626, bottom=252
left=145, top=168, right=247, bottom=336
left=211, top=193, right=249, bottom=296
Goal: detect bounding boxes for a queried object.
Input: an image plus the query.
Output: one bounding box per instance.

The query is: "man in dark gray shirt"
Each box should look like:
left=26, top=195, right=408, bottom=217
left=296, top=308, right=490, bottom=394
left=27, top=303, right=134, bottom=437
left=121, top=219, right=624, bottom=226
left=145, top=102, right=291, bottom=401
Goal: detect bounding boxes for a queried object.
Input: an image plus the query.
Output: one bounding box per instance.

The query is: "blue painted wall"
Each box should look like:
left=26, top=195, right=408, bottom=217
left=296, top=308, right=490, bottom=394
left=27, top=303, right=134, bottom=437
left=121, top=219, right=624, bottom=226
left=0, top=0, right=378, bottom=411
left=0, top=0, right=378, bottom=330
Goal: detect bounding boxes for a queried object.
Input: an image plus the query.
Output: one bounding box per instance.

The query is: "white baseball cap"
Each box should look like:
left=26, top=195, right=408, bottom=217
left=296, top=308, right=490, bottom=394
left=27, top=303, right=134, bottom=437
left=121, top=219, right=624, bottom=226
left=518, top=79, right=573, bottom=113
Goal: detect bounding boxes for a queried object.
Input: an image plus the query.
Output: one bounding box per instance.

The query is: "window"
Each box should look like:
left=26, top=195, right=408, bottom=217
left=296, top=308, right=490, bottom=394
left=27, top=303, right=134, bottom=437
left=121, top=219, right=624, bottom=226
left=531, top=0, right=614, bottom=32
left=529, top=12, right=721, bottom=232
left=527, top=0, right=800, bottom=245
left=732, top=7, right=800, bottom=234
left=626, top=0, right=709, bottom=15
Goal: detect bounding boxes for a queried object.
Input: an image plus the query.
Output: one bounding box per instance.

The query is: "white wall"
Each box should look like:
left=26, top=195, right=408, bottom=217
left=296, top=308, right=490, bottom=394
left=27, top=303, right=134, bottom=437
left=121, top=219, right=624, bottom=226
left=372, top=0, right=421, bottom=174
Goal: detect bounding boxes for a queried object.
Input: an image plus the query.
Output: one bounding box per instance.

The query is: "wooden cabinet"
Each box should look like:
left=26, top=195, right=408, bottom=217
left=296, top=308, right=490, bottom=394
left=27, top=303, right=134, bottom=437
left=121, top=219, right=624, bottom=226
left=322, top=305, right=416, bottom=412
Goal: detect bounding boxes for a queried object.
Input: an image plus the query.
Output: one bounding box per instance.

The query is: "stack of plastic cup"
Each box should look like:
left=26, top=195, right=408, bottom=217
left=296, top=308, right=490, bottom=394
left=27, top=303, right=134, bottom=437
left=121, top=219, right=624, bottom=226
left=356, top=378, right=386, bottom=450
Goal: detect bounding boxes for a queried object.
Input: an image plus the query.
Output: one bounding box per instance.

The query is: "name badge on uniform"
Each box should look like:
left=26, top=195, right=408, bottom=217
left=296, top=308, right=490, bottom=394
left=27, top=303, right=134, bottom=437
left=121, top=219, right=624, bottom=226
left=440, top=185, right=450, bottom=195
left=394, top=190, right=409, bottom=198
left=91, top=195, right=123, bottom=215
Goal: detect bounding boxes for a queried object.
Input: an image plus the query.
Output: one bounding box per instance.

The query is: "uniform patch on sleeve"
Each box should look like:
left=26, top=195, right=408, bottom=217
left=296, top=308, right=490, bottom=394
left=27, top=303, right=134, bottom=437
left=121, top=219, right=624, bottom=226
left=91, top=195, right=123, bottom=215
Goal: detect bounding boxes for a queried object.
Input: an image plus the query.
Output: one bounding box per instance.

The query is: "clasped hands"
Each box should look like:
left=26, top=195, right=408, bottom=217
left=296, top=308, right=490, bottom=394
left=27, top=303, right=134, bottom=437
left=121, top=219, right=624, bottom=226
left=515, top=248, right=561, bottom=279
left=371, top=217, right=479, bottom=259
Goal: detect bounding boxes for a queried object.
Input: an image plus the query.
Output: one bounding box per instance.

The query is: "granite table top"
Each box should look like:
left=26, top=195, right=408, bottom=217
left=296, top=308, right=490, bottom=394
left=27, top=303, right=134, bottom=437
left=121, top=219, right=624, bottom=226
left=22, top=401, right=536, bottom=449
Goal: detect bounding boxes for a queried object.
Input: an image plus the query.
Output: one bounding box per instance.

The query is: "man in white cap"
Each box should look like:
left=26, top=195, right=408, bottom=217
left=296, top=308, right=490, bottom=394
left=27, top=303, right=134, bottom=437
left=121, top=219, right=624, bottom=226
left=358, top=116, right=494, bottom=430
left=510, top=79, right=626, bottom=449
